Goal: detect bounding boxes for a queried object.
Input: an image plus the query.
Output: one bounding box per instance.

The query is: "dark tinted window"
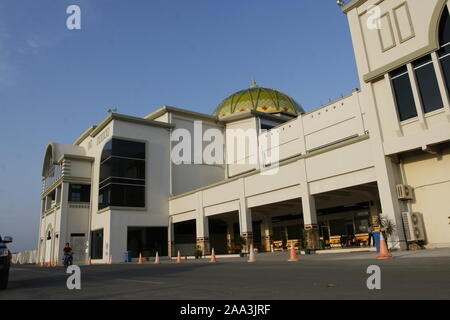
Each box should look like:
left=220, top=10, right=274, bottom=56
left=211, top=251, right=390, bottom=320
left=69, top=184, right=91, bottom=202
left=390, top=67, right=418, bottom=121
left=439, top=8, right=450, bottom=47
left=99, top=138, right=146, bottom=210
left=413, top=55, right=444, bottom=113
left=112, top=139, right=145, bottom=159
left=438, top=9, right=450, bottom=98
left=90, top=229, right=103, bottom=259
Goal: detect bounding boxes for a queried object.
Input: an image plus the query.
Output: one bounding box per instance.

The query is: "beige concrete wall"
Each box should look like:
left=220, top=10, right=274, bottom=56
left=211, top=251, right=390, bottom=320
left=170, top=114, right=225, bottom=196
left=226, top=117, right=259, bottom=177
left=402, top=146, right=450, bottom=247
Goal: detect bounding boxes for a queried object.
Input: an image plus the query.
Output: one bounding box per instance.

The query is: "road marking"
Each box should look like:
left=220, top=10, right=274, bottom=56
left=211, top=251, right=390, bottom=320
left=116, top=278, right=164, bottom=285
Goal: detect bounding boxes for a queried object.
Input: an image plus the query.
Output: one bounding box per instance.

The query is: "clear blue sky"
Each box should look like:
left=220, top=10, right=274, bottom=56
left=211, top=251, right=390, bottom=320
left=0, top=0, right=359, bottom=252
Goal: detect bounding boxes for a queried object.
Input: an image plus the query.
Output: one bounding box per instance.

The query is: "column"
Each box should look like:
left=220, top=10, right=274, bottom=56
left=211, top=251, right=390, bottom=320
left=226, top=220, right=235, bottom=254
left=239, top=198, right=253, bottom=253
left=301, top=194, right=320, bottom=250
left=261, top=215, right=273, bottom=252
left=195, top=192, right=210, bottom=255
left=168, top=217, right=174, bottom=257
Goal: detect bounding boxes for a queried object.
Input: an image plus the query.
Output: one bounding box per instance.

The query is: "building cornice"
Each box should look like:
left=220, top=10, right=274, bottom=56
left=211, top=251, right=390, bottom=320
left=219, top=110, right=296, bottom=123
left=145, top=105, right=220, bottom=123
left=74, top=126, right=97, bottom=146
left=342, top=0, right=368, bottom=14
left=90, top=113, right=174, bottom=139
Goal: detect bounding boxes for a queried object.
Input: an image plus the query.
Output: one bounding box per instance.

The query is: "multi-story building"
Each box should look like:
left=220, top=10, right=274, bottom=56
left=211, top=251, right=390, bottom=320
left=38, top=0, right=450, bottom=264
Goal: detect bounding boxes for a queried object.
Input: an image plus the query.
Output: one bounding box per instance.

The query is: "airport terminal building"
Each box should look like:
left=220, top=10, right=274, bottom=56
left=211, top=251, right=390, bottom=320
left=38, top=0, right=450, bottom=264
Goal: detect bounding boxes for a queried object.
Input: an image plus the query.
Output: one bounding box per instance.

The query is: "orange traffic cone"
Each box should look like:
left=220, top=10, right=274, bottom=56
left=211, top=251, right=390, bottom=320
left=377, top=232, right=393, bottom=260
left=176, top=250, right=182, bottom=264
left=47, top=261, right=52, bottom=267
left=288, top=245, right=299, bottom=262
left=138, top=253, right=143, bottom=264
left=154, top=251, right=161, bottom=264
left=87, top=256, right=92, bottom=265
left=247, top=244, right=256, bottom=263
left=210, top=248, right=217, bottom=263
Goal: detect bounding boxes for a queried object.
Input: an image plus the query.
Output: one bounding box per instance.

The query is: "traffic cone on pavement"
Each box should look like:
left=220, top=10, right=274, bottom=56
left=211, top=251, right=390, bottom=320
left=47, top=260, right=52, bottom=267
left=247, top=244, right=256, bottom=263
left=138, top=253, right=143, bottom=264
left=288, top=245, right=299, bottom=262
left=210, top=248, right=217, bottom=263
left=87, top=256, right=92, bottom=265
left=154, top=251, right=161, bottom=264
left=377, top=232, right=393, bottom=260
left=176, top=250, right=182, bottom=264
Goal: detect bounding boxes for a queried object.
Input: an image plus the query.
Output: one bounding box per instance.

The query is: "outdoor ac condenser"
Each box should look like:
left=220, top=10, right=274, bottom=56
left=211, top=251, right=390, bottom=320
left=402, top=212, right=426, bottom=242
left=396, top=184, right=414, bottom=200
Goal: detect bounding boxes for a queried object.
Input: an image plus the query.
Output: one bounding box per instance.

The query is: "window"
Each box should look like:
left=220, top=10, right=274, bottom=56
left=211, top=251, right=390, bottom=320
left=390, top=66, right=418, bottom=121
left=69, top=184, right=91, bottom=202
left=90, top=229, right=103, bottom=260
left=413, top=55, right=444, bottom=113
left=438, top=9, right=450, bottom=97
left=98, top=139, right=146, bottom=210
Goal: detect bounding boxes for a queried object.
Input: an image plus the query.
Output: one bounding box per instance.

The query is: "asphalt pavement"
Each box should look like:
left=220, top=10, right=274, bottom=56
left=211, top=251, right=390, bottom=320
left=1, top=249, right=450, bottom=300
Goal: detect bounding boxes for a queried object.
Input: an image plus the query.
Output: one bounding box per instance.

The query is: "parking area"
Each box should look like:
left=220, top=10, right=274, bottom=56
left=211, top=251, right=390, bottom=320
left=1, top=249, right=450, bottom=300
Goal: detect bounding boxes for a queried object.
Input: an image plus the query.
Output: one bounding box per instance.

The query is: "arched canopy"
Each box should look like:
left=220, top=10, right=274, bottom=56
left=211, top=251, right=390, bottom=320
left=41, top=142, right=86, bottom=177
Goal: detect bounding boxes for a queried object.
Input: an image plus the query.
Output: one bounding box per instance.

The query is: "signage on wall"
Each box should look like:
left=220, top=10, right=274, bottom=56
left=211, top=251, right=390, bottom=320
left=96, top=127, right=111, bottom=147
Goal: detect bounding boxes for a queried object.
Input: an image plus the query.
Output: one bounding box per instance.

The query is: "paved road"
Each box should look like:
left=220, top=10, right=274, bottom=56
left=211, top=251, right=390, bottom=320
left=1, top=249, right=450, bottom=300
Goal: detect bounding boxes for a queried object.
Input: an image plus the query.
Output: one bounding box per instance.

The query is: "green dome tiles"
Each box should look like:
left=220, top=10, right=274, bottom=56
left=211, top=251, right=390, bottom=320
left=214, top=82, right=304, bottom=118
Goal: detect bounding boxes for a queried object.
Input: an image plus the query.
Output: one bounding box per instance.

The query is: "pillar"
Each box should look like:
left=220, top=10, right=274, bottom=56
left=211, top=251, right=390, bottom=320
left=226, top=220, right=235, bottom=253
left=195, top=192, right=210, bottom=255
left=239, top=198, right=253, bottom=253
left=168, top=217, right=174, bottom=257
left=261, top=215, right=273, bottom=252
left=195, top=215, right=210, bottom=256
left=302, top=194, right=320, bottom=250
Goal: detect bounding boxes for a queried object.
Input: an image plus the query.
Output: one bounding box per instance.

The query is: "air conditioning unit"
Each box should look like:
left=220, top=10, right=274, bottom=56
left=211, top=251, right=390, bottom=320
left=396, top=184, right=414, bottom=200
left=402, top=212, right=425, bottom=242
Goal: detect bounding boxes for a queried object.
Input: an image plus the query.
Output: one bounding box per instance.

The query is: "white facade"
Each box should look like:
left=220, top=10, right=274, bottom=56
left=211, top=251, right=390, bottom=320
left=38, top=0, right=450, bottom=264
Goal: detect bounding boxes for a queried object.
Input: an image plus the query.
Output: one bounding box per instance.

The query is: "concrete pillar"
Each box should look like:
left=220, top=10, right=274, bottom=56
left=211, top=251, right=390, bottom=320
left=301, top=194, right=320, bottom=250
left=261, top=215, right=273, bottom=252
left=239, top=198, right=253, bottom=253
left=168, top=217, right=174, bottom=257
left=369, top=198, right=381, bottom=231
left=195, top=192, right=210, bottom=255
left=226, top=220, right=235, bottom=253
left=375, top=156, right=407, bottom=249
left=195, top=215, right=210, bottom=255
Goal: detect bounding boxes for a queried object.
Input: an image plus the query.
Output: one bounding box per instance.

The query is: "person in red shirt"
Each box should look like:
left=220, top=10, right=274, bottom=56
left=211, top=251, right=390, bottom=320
left=63, top=243, right=73, bottom=267
left=63, top=243, right=72, bottom=255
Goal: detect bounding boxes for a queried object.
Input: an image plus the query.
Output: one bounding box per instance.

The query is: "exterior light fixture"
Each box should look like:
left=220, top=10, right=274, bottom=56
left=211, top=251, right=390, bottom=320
left=337, top=0, right=345, bottom=7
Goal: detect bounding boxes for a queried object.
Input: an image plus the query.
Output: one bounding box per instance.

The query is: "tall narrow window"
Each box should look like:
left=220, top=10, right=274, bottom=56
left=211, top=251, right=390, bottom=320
left=390, top=66, right=418, bottom=121
left=438, top=8, right=450, bottom=96
left=99, top=139, right=146, bottom=210
left=69, top=184, right=91, bottom=202
left=413, top=55, right=444, bottom=113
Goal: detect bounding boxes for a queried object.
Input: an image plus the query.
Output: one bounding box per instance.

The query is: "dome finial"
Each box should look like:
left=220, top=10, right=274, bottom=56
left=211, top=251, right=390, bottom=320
left=250, top=78, right=258, bottom=88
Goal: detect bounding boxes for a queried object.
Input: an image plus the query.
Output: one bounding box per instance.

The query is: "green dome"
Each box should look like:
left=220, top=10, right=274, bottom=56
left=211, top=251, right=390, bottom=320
left=214, top=81, right=304, bottom=118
